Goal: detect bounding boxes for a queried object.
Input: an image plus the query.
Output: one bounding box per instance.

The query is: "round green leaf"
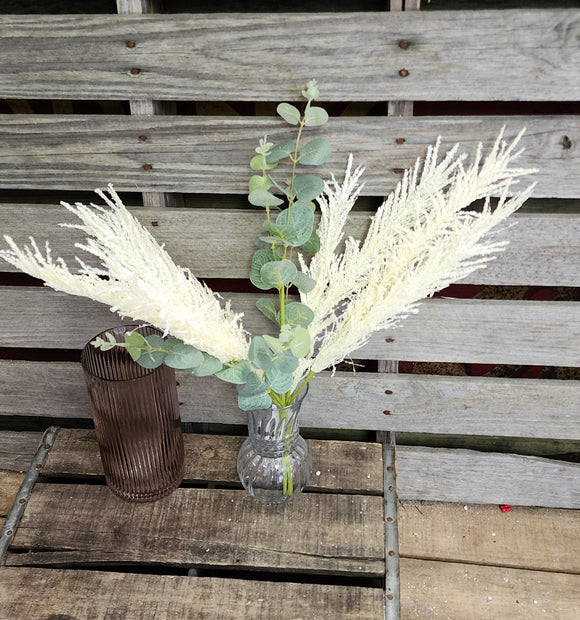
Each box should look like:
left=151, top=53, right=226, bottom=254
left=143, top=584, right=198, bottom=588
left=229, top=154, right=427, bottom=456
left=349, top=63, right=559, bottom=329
left=285, top=302, right=315, bottom=327
left=304, top=106, right=328, bottom=127
left=256, top=298, right=279, bottom=324
left=265, top=366, right=293, bottom=394
left=248, top=189, right=284, bottom=208
left=249, top=336, right=274, bottom=372
left=299, top=138, right=332, bottom=166
left=266, top=140, right=296, bottom=164
left=272, top=350, right=299, bottom=374
left=260, top=259, right=297, bottom=289
left=189, top=352, right=223, bottom=377
left=164, top=340, right=204, bottom=369
left=137, top=334, right=167, bottom=369
left=249, top=175, right=273, bottom=193
left=300, top=229, right=320, bottom=254
left=292, top=270, right=316, bottom=293
left=275, top=204, right=314, bottom=247
left=289, top=326, right=311, bottom=358
left=238, top=390, right=272, bottom=412
left=250, top=249, right=276, bottom=290
left=215, top=360, right=252, bottom=385
left=276, top=102, right=301, bottom=126
left=250, top=155, right=277, bottom=171
left=263, top=334, right=285, bottom=355
left=293, top=175, right=325, bottom=202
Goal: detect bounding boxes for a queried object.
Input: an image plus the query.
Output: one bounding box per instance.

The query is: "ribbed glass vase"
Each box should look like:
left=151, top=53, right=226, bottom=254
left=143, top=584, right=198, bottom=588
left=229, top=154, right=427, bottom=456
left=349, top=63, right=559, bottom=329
left=237, top=387, right=311, bottom=504
left=81, top=325, right=185, bottom=502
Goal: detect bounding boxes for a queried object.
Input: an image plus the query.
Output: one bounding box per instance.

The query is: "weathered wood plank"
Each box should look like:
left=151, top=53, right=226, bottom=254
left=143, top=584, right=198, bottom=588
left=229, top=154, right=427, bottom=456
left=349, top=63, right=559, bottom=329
left=42, top=430, right=384, bottom=494
left=2, top=204, right=578, bottom=286
left=397, top=446, right=580, bottom=509
left=2, top=361, right=579, bottom=439
left=0, top=115, right=573, bottom=197
left=398, top=502, right=580, bottom=574
left=7, top=484, right=385, bottom=576
left=0, top=567, right=384, bottom=619
left=0, top=431, right=43, bottom=472
left=0, top=11, right=577, bottom=101
left=0, top=288, right=577, bottom=366
left=0, top=471, right=24, bottom=517
left=400, top=558, right=580, bottom=620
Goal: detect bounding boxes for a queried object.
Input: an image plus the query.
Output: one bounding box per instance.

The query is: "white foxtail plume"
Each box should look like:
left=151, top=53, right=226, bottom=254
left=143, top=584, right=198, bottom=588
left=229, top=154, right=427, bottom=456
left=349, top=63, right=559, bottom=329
left=294, top=129, right=536, bottom=386
left=0, top=186, right=249, bottom=363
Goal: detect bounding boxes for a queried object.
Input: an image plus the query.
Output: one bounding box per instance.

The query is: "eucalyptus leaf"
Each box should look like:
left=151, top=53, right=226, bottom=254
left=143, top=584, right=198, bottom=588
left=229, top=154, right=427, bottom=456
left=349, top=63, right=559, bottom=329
left=250, top=249, right=276, bottom=290
left=137, top=334, right=167, bottom=369
left=265, top=366, right=294, bottom=394
left=249, top=336, right=274, bottom=372
left=248, top=189, right=284, bottom=208
left=256, top=298, right=279, bottom=324
left=299, top=138, right=332, bottom=165
left=292, top=270, right=317, bottom=293
left=249, top=175, right=273, bottom=193
left=288, top=326, right=311, bottom=358
left=260, top=259, right=297, bottom=289
left=266, top=140, right=296, bottom=164
left=272, top=350, right=299, bottom=374
left=276, top=102, right=301, bottom=126
left=250, top=155, right=277, bottom=171
left=164, top=340, right=204, bottom=370
left=263, top=334, right=285, bottom=355
left=238, top=390, right=272, bottom=412
left=125, top=331, right=146, bottom=349
left=293, top=175, right=325, bottom=202
left=304, top=106, right=329, bottom=127
left=300, top=229, right=320, bottom=254
left=294, top=201, right=316, bottom=212
left=189, top=352, right=223, bottom=377
left=285, top=302, right=315, bottom=327
left=215, top=360, right=252, bottom=384
left=275, top=204, right=314, bottom=247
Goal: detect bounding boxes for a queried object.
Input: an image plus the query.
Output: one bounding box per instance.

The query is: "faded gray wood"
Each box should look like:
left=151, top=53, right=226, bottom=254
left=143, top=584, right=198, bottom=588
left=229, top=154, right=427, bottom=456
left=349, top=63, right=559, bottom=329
left=0, top=567, right=384, bottom=619
left=0, top=11, right=577, bottom=101
left=42, top=430, right=385, bottom=494
left=2, top=204, right=578, bottom=286
left=7, top=484, right=385, bottom=576
left=0, top=288, right=577, bottom=366
left=0, top=431, right=43, bottom=472
left=2, top=361, right=578, bottom=440
left=0, top=115, right=575, bottom=197
left=396, top=446, right=580, bottom=508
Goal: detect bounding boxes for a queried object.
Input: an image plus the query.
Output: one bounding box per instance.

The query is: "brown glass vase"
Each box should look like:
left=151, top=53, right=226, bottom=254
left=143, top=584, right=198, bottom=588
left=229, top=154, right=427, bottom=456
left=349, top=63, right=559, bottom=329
left=81, top=325, right=185, bottom=502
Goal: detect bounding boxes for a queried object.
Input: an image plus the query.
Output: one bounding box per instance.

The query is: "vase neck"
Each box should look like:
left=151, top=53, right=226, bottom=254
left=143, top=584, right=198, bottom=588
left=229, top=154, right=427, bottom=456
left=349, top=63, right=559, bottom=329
left=246, top=400, right=303, bottom=456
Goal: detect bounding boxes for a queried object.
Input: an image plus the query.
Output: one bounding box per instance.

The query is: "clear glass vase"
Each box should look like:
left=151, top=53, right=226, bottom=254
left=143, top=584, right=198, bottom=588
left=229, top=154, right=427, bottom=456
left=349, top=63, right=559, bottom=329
left=237, top=386, right=312, bottom=504
left=81, top=325, right=185, bottom=502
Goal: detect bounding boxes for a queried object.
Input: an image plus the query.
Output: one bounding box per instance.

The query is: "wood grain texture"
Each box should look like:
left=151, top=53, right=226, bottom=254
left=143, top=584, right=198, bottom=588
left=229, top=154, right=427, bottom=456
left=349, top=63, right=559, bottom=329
left=2, top=204, right=578, bottom=286
left=0, top=288, right=577, bottom=366
left=0, top=471, right=24, bottom=516
left=397, top=446, right=580, bottom=509
left=0, top=567, right=384, bottom=619
left=400, top=558, right=580, bottom=620
left=0, top=115, right=573, bottom=197
left=2, top=361, right=578, bottom=439
left=398, top=501, right=580, bottom=574
left=7, top=484, right=385, bottom=576
left=42, top=430, right=384, bottom=494
left=0, top=431, right=43, bottom=472
left=0, top=11, right=577, bottom=101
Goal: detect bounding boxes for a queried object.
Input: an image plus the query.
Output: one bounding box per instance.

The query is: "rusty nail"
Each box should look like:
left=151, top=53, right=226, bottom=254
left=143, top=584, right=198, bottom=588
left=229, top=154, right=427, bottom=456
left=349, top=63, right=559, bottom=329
left=151, top=221, right=159, bottom=227
left=35, top=463, right=42, bottom=470
left=385, top=337, right=395, bottom=343
left=383, top=410, right=391, bottom=415
left=138, top=135, right=147, bottom=141
left=389, top=485, right=395, bottom=492
left=387, top=466, right=394, bottom=473
left=393, top=167, right=405, bottom=174
left=143, top=163, right=153, bottom=170
left=399, top=69, right=409, bottom=77
left=18, top=498, right=26, bottom=504
left=130, top=67, right=141, bottom=75
left=386, top=517, right=394, bottom=523
left=396, top=138, right=405, bottom=145
left=398, top=40, right=410, bottom=50
left=388, top=550, right=396, bottom=557
left=385, top=389, right=393, bottom=395
left=126, top=41, right=136, bottom=49
left=387, top=594, right=394, bottom=600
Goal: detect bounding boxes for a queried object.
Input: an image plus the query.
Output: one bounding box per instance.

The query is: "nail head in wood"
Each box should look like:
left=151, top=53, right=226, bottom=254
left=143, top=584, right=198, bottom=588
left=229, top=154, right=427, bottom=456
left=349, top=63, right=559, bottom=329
left=398, top=40, right=410, bottom=50
left=126, top=41, right=136, bottom=49
left=396, top=138, right=405, bottom=145
left=130, top=67, right=141, bottom=75
left=399, top=69, right=409, bottom=77
left=138, top=135, right=147, bottom=141
left=143, top=163, right=153, bottom=170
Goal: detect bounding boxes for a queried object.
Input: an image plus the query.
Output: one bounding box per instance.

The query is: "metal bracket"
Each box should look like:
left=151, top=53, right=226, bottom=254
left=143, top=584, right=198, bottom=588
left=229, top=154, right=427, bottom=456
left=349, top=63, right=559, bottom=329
left=0, top=426, right=59, bottom=564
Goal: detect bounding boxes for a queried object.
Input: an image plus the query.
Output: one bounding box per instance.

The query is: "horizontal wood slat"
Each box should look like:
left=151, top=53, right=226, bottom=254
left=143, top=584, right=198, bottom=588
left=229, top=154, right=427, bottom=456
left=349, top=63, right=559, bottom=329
left=0, top=115, right=575, bottom=197
left=7, top=484, right=385, bottom=576
left=2, top=362, right=578, bottom=439
left=0, top=430, right=43, bottom=471
left=0, top=288, right=577, bottom=366
left=42, top=430, right=384, bottom=495
left=400, top=558, right=580, bottom=620
left=0, top=567, right=384, bottom=619
left=398, top=502, right=580, bottom=574
left=0, top=10, right=577, bottom=101
left=397, top=446, right=580, bottom=509
left=3, top=205, right=578, bottom=286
